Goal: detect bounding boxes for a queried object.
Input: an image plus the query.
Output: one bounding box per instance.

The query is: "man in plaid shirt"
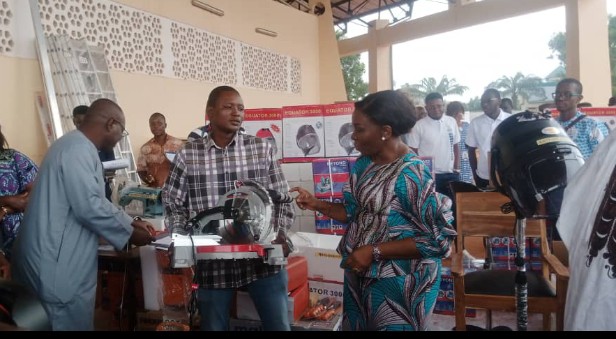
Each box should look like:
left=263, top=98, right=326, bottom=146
left=162, top=86, right=295, bottom=331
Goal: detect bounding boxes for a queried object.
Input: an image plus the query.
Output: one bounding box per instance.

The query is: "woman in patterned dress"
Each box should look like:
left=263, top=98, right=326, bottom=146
left=446, top=101, right=474, bottom=184
left=291, top=90, right=456, bottom=331
left=0, top=125, right=38, bottom=278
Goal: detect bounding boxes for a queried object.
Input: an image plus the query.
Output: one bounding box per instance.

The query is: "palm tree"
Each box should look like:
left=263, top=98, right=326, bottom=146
left=487, top=72, right=545, bottom=109
left=398, top=75, right=469, bottom=103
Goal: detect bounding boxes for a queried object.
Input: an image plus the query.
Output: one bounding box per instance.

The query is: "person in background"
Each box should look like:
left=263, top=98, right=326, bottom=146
left=547, top=78, right=610, bottom=241
left=445, top=101, right=473, bottom=184
left=162, top=86, right=295, bottom=331
left=608, top=96, right=616, bottom=107
left=415, top=105, right=427, bottom=119
left=11, top=98, right=155, bottom=331
left=466, top=88, right=511, bottom=189
left=0, top=125, right=38, bottom=279
left=404, top=92, right=460, bottom=202
left=136, top=113, right=184, bottom=188
left=500, top=97, right=514, bottom=114
left=554, top=78, right=609, bottom=161
left=291, top=90, right=456, bottom=331
left=73, top=105, right=116, bottom=201
left=555, top=129, right=616, bottom=330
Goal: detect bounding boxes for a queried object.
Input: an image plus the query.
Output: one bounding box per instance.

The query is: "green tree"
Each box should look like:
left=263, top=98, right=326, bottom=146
left=341, top=54, right=368, bottom=101
left=398, top=75, right=469, bottom=103
left=467, top=96, right=481, bottom=112
left=548, top=15, right=616, bottom=95
left=487, top=72, right=545, bottom=109
left=337, top=31, right=368, bottom=101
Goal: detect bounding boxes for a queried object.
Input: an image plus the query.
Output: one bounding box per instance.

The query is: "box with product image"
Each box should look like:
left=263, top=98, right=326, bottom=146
left=323, top=102, right=360, bottom=157
left=434, top=267, right=476, bottom=317
left=313, top=197, right=348, bottom=236
left=243, top=108, right=283, bottom=160
left=282, top=105, right=325, bottom=162
left=312, top=157, right=351, bottom=198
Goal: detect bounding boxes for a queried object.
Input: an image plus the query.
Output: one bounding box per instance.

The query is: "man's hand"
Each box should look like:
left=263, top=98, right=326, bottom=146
left=129, top=219, right=156, bottom=246
left=271, top=233, right=293, bottom=257
left=0, top=251, right=10, bottom=279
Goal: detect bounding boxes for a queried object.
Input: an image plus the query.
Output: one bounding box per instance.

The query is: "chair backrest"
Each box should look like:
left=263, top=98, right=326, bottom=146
left=455, top=191, right=545, bottom=252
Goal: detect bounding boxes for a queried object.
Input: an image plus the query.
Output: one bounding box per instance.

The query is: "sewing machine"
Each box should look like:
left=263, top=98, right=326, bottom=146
left=118, top=185, right=164, bottom=219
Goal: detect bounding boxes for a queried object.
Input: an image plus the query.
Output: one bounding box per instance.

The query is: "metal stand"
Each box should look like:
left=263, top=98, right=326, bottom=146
left=514, top=215, right=528, bottom=331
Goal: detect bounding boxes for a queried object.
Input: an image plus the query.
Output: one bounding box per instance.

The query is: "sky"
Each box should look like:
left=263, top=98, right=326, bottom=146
left=344, top=0, right=616, bottom=102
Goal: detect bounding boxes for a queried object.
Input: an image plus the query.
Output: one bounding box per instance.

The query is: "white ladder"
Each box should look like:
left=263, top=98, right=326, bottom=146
left=29, top=0, right=140, bottom=184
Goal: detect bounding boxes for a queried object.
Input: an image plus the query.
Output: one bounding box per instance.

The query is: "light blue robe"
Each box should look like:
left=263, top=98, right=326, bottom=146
left=12, top=130, right=134, bottom=331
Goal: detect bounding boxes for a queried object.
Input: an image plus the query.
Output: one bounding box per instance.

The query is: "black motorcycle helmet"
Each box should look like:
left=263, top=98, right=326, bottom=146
left=490, top=110, right=584, bottom=218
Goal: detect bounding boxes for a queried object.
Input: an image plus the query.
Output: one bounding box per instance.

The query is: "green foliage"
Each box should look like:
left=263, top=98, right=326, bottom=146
left=341, top=54, right=369, bottom=101
left=548, top=32, right=566, bottom=66
left=467, top=96, right=482, bottom=112
left=549, top=15, right=616, bottom=95
left=487, top=72, right=545, bottom=109
left=337, top=31, right=368, bottom=101
left=398, top=75, right=469, bottom=104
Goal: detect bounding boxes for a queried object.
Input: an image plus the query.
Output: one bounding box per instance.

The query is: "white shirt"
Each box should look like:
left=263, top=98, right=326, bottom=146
left=465, top=109, right=511, bottom=180
left=405, top=115, right=460, bottom=174
left=557, top=130, right=616, bottom=330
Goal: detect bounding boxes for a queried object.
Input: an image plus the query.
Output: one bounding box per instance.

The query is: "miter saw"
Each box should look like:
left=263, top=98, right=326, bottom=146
left=169, top=180, right=289, bottom=268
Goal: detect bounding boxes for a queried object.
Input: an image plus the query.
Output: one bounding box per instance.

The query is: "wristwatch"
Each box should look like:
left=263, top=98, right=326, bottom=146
left=372, top=244, right=383, bottom=262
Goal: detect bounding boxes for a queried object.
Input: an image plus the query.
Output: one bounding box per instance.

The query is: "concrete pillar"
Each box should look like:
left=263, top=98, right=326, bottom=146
left=367, top=19, right=393, bottom=93
left=565, top=0, right=610, bottom=105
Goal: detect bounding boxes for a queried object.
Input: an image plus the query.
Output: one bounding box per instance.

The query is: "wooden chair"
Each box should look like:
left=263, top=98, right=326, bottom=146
left=450, top=191, right=569, bottom=331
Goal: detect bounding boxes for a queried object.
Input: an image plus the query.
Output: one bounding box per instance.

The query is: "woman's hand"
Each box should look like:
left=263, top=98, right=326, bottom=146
left=343, top=245, right=373, bottom=274
left=289, top=187, right=319, bottom=211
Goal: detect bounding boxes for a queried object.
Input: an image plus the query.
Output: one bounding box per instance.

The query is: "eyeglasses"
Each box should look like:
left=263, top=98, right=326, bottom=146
left=552, top=92, right=581, bottom=99
left=112, top=119, right=129, bottom=137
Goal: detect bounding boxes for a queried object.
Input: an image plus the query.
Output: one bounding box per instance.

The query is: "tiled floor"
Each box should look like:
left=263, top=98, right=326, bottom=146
left=430, top=310, right=545, bottom=331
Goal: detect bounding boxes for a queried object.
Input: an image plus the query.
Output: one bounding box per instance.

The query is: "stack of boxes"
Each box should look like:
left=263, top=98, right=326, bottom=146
left=312, top=158, right=351, bottom=235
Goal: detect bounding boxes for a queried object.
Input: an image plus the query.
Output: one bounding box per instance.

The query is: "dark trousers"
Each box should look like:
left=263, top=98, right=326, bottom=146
left=435, top=172, right=460, bottom=229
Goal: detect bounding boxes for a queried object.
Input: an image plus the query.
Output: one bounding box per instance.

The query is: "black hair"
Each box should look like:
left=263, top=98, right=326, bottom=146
left=556, top=78, right=583, bottom=95
left=424, top=92, right=443, bottom=104
left=206, top=86, right=240, bottom=109
left=354, top=90, right=416, bottom=137
left=446, top=101, right=465, bottom=117
left=72, top=105, right=89, bottom=117
left=149, top=112, right=166, bottom=121
left=482, top=88, right=501, bottom=100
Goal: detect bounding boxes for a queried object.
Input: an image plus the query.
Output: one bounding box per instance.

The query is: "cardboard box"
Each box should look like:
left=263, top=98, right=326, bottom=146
left=308, top=279, right=344, bottom=305
left=323, top=103, right=359, bottom=157
left=243, top=108, right=283, bottom=160
left=235, top=281, right=309, bottom=322
left=289, top=232, right=344, bottom=282
left=282, top=105, right=325, bottom=162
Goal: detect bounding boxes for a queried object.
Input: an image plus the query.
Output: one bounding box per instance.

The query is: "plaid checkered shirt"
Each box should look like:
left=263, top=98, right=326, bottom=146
left=162, top=133, right=295, bottom=288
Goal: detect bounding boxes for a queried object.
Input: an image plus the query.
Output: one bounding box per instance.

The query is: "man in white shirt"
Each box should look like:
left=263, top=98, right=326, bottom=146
left=404, top=92, right=460, bottom=199
left=466, top=89, right=511, bottom=189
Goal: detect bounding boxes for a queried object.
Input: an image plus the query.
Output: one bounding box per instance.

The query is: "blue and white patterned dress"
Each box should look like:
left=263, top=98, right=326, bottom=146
left=0, top=149, right=38, bottom=257
left=337, top=152, right=456, bottom=331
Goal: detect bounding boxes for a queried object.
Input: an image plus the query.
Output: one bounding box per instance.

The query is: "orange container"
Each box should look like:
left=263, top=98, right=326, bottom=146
left=286, top=256, right=308, bottom=292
